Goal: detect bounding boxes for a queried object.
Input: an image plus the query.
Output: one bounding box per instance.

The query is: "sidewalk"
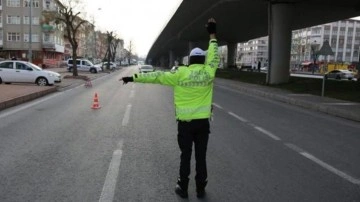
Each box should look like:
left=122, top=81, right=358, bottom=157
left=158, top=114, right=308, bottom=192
left=0, top=67, right=110, bottom=111
left=1, top=69, right=360, bottom=122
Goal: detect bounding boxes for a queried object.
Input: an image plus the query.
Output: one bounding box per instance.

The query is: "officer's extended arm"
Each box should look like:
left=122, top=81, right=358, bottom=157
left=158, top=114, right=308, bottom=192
left=205, top=18, right=220, bottom=68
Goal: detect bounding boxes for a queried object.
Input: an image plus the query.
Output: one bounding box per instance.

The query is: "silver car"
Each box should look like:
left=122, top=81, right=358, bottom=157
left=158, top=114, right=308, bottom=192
left=139, top=65, right=154, bottom=73
left=324, top=69, right=354, bottom=80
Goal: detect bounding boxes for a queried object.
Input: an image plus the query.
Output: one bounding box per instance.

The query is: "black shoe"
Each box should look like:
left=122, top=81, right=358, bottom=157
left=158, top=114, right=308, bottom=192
left=196, top=188, right=205, bottom=198
left=175, top=184, right=188, bottom=198
left=196, top=180, right=207, bottom=198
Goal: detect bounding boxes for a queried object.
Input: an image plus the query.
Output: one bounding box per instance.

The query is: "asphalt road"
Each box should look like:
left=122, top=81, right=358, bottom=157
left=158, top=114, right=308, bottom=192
left=0, top=66, right=359, bottom=202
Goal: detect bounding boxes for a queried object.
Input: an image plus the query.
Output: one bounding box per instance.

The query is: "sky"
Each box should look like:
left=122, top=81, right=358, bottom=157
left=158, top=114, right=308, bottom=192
left=82, top=0, right=182, bottom=58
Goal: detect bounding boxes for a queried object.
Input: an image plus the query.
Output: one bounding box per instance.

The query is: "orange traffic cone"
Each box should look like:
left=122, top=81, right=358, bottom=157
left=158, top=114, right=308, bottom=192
left=91, top=93, right=101, bottom=109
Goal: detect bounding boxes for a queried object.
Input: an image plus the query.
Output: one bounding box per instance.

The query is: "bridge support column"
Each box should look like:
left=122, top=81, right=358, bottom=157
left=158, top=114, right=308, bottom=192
left=186, top=42, right=195, bottom=65
left=267, top=3, right=293, bottom=84
left=169, top=50, right=175, bottom=68
left=160, top=56, right=167, bottom=68
left=227, top=42, right=237, bottom=68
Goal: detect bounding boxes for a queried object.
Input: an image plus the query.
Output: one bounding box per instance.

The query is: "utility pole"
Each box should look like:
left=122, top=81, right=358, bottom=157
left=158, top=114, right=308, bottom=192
left=28, top=0, right=33, bottom=62
left=93, top=8, right=101, bottom=63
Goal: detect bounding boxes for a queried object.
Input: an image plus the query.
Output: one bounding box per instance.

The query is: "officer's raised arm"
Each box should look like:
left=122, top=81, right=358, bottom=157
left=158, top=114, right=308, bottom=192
left=205, top=18, right=220, bottom=68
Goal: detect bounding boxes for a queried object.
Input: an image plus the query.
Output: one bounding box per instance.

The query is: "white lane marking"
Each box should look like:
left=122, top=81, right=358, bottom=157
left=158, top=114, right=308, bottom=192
left=301, top=152, right=360, bottom=185
left=99, top=140, right=124, bottom=202
left=322, top=103, right=359, bottom=106
left=0, top=93, right=61, bottom=119
left=285, top=143, right=360, bottom=185
left=122, top=104, right=132, bottom=126
left=253, top=126, right=281, bottom=141
left=228, top=111, right=248, bottom=123
left=130, top=90, right=135, bottom=98
left=212, top=103, right=223, bottom=109
left=284, top=143, right=305, bottom=153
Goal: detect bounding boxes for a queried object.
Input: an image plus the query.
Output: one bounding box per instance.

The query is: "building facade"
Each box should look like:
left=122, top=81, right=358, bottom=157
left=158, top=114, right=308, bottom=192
left=291, top=19, right=360, bottom=66
left=0, top=0, right=65, bottom=67
left=237, top=36, right=268, bottom=68
left=236, top=18, right=360, bottom=68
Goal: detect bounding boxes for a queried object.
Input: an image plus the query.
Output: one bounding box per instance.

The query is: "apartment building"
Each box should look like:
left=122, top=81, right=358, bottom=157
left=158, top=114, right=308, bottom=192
left=0, top=0, right=65, bottom=67
left=236, top=18, right=360, bottom=68
left=237, top=36, right=268, bottom=68
left=291, top=19, right=360, bottom=66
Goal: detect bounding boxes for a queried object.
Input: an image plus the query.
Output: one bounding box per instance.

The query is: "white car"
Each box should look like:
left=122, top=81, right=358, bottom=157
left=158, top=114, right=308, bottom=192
left=0, top=60, right=61, bottom=86
left=324, top=69, right=354, bottom=80
left=170, top=66, right=178, bottom=72
left=94, top=62, right=117, bottom=70
left=139, top=65, right=154, bottom=73
left=67, top=59, right=102, bottom=73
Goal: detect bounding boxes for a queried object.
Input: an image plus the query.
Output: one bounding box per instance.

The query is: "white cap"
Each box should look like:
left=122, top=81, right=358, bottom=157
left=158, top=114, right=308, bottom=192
left=189, top=47, right=205, bottom=57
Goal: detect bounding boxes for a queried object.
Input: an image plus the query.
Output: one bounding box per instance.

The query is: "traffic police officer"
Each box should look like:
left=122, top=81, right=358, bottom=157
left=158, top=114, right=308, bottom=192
left=121, top=17, right=219, bottom=198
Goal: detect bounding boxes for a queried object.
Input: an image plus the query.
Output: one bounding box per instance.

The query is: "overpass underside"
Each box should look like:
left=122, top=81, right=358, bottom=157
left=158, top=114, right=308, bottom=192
left=146, top=0, right=360, bottom=84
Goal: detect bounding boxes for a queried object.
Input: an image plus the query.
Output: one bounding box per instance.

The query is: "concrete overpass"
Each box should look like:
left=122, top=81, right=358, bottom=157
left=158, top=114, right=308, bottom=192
left=146, top=0, right=360, bottom=84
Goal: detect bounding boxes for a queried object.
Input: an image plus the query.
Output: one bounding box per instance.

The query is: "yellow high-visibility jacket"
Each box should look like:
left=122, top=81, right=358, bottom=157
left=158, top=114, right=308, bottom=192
left=133, top=39, right=219, bottom=121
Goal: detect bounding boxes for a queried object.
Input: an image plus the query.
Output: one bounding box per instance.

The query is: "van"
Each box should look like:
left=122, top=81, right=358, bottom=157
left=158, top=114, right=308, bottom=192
left=67, top=59, right=102, bottom=73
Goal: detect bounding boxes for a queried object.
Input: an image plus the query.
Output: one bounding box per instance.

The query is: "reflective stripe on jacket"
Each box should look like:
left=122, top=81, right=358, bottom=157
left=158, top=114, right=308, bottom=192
left=133, top=39, right=219, bottom=121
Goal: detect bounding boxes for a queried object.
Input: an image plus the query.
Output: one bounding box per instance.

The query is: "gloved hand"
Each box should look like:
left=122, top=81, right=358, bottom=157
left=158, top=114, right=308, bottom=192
left=120, top=76, right=133, bottom=84
left=206, top=18, right=216, bottom=34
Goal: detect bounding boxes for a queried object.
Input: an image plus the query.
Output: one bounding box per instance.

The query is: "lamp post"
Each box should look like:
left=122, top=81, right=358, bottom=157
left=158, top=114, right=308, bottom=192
left=28, top=0, right=32, bottom=62
left=93, top=8, right=101, bottom=63
left=310, top=40, right=318, bottom=74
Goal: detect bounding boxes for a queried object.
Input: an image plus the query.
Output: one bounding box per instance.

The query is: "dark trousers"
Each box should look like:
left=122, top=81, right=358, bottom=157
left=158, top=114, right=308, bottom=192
left=177, top=119, right=210, bottom=184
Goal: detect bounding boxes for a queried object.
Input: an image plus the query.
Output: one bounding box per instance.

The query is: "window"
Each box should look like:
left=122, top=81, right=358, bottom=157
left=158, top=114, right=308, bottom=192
left=7, top=32, right=20, bottom=41
left=24, top=34, right=39, bottom=42
left=82, top=61, right=91, bottom=66
left=24, top=0, right=39, bottom=7
left=16, top=62, right=29, bottom=70
left=0, top=62, right=14, bottom=69
left=7, top=16, right=21, bottom=24
left=23, top=16, right=29, bottom=24
left=23, top=16, right=40, bottom=25
left=7, top=0, right=20, bottom=7
left=43, top=33, right=51, bottom=42
left=45, top=0, right=50, bottom=8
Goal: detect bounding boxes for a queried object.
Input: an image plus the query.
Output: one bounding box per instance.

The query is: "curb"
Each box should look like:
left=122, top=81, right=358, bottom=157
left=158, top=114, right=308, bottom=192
left=0, top=87, right=57, bottom=111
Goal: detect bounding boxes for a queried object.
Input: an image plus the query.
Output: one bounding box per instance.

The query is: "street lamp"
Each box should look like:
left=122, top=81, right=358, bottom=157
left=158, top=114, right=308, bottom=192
left=92, top=8, right=101, bottom=63
left=28, top=0, right=33, bottom=62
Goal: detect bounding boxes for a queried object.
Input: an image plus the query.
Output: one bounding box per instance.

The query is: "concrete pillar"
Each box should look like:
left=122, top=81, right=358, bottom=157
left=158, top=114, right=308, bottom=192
left=186, top=42, right=195, bottom=65
left=189, top=42, right=195, bottom=53
left=227, top=42, right=237, bottom=68
left=160, top=56, right=166, bottom=68
left=268, top=3, right=293, bottom=84
left=169, top=50, right=175, bottom=68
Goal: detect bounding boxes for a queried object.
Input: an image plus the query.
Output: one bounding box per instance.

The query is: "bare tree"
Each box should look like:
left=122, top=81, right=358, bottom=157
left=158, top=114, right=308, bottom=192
left=103, top=31, right=114, bottom=70
left=127, top=40, right=135, bottom=65
left=43, top=0, right=87, bottom=76
left=111, top=39, right=122, bottom=62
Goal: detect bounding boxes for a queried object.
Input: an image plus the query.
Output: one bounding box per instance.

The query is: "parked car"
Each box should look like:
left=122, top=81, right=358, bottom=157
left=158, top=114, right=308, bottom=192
left=324, top=69, right=354, bottom=80
left=260, top=66, right=268, bottom=72
left=67, top=59, right=102, bottom=73
left=139, top=65, right=154, bottom=73
left=170, top=66, right=178, bottom=72
left=0, top=60, right=61, bottom=86
left=94, top=62, right=117, bottom=70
